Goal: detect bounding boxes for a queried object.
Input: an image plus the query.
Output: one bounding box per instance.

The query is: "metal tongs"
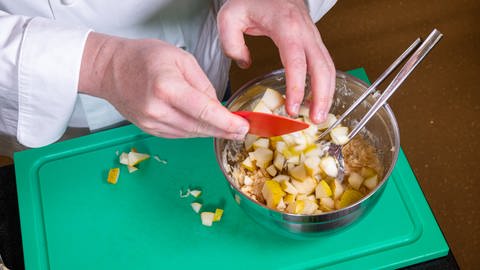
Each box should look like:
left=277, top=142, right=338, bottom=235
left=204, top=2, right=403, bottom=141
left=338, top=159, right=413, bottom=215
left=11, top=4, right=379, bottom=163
left=324, top=29, right=443, bottom=182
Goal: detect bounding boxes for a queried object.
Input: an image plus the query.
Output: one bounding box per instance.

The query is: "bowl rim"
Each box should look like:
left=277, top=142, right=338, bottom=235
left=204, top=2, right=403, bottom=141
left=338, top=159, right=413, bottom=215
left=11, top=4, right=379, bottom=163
left=215, top=68, right=401, bottom=218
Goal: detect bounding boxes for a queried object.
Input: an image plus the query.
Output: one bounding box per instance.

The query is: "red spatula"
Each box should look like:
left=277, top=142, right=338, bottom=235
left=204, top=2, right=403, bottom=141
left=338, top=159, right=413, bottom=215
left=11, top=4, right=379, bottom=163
left=233, top=111, right=309, bottom=137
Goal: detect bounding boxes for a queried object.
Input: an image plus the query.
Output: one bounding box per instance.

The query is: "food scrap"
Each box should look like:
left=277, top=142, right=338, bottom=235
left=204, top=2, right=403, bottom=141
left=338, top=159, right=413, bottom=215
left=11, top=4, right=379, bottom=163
left=191, top=202, right=202, bottom=213
left=119, top=148, right=150, bottom=173
left=179, top=187, right=224, bottom=227
left=107, top=168, right=120, bottom=184
left=153, top=155, right=168, bottom=164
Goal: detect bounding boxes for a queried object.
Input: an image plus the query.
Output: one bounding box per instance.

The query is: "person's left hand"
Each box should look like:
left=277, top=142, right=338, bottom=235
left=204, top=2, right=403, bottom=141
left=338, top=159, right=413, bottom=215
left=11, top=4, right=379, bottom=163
left=217, top=0, right=336, bottom=123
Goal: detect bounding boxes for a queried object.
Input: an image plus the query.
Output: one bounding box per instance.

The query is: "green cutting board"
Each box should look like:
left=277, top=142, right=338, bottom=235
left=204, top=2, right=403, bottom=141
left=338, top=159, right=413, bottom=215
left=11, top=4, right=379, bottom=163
left=14, top=69, right=448, bottom=270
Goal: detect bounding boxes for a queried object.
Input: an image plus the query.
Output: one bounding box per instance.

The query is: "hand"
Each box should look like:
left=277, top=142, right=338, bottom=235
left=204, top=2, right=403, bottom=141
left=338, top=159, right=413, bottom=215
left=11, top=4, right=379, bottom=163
left=218, top=0, right=336, bottom=123
left=79, top=32, right=249, bottom=140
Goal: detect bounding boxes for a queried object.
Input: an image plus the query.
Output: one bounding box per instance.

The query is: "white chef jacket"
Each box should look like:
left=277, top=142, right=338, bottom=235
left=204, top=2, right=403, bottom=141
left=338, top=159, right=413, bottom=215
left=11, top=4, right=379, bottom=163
left=0, top=0, right=336, bottom=156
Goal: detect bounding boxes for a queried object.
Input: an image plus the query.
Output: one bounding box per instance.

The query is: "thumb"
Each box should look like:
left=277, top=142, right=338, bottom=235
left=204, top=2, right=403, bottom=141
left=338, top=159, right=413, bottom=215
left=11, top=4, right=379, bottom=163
left=217, top=8, right=252, bottom=69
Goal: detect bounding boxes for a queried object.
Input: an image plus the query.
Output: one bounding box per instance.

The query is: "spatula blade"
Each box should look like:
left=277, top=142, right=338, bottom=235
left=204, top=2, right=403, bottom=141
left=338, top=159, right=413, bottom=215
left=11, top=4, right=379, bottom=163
left=233, top=111, right=309, bottom=137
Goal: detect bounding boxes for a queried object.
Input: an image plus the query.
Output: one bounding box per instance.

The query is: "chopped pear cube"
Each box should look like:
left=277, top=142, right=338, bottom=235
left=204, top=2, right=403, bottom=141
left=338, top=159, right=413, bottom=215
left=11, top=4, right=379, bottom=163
left=301, top=199, right=319, bottom=214
left=251, top=148, right=273, bottom=168
left=348, top=172, right=364, bottom=190
left=286, top=155, right=300, bottom=165
left=241, top=156, right=255, bottom=171
left=253, top=138, right=270, bottom=149
left=275, top=141, right=287, bottom=154
left=364, top=174, right=379, bottom=190
left=272, top=174, right=290, bottom=182
left=191, top=202, right=202, bottom=213
left=320, top=197, right=335, bottom=210
left=330, top=126, right=350, bottom=145
left=273, top=153, right=286, bottom=171
left=316, top=113, right=337, bottom=130
left=338, top=189, right=363, bottom=208
left=244, top=134, right=258, bottom=151
left=315, top=180, right=333, bottom=198
left=331, top=179, right=345, bottom=199
left=127, top=151, right=150, bottom=166
left=291, top=177, right=316, bottom=194
left=119, top=152, right=129, bottom=165
left=280, top=180, right=298, bottom=195
left=213, top=208, right=224, bottom=222
left=266, top=164, right=278, bottom=177
left=361, top=167, right=377, bottom=178
left=304, top=156, right=321, bottom=176
left=253, top=101, right=272, bottom=114
left=276, top=197, right=286, bottom=211
left=261, top=88, right=285, bottom=110
left=320, top=156, right=338, bottom=178
left=262, top=180, right=286, bottom=208
left=190, top=190, right=202, bottom=198
left=286, top=200, right=305, bottom=214
left=284, top=194, right=296, bottom=204
left=200, top=212, right=215, bottom=227
left=289, top=164, right=309, bottom=181
left=127, top=165, right=138, bottom=173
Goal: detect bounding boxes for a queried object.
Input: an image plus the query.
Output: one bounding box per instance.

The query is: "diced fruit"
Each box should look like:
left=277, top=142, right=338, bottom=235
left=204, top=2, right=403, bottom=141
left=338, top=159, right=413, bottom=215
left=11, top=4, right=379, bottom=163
left=277, top=197, right=286, bottom=211
left=364, top=174, right=379, bottom=190
left=286, top=200, right=305, bottom=214
left=266, top=164, right=278, bottom=177
left=253, top=101, right=272, bottom=114
left=262, top=180, right=286, bottom=208
left=320, top=197, right=335, bottom=210
left=291, top=177, right=316, bottom=195
left=320, top=156, right=338, bottom=178
left=298, top=105, right=309, bottom=117
left=253, top=138, right=270, bottom=149
left=280, top=180, right=298, bottom=195
left=284, top=194, right=296, bottom=204
left=330, top=126, right=350, bottom=145
left=361, top=167, right=377, bottom=178
left=348, top=172, right=364, bottom=190
left=272, top=174, right=290, bottom=182
left=316, top=113, right=337, bottom=130
left=127, top=165, right=138, bottom=173
left=244, top=134, right=258, bottom=151
left=331, top=179, right=345, bottom=199
left=304, top=156, right=321, bottom=176
left=251, top=148, right=273, bottom=168
left=338, top=189, right=363, bottom=208
left=315, top=180, right=333, bottom=198
left=107, top=168, right=120, bottom=184
left=119, top=152, right=129, bottom=165
left=213, top=208, right=224, bottom=222
left=301, top=200, right=318, bottom=214
left=289, top=164, right=309, bottom=181
left=273, top=153, right=285, bottom=171
left=303, top=124, right=318, bottom=138
left=190, top=190, right=202, bottom=198
left=241, top=156, right=255, bottom=172
left=191, top=202, right=202, bottom=213
left=200, top=212, right=215, bottom=227
left=286, top=155, right=300, bottom=165
left=127, top=151, right=150, bottom=166
left=275, top=141, right=287, bottom=154
left=261, top=88, right=285, bottom=110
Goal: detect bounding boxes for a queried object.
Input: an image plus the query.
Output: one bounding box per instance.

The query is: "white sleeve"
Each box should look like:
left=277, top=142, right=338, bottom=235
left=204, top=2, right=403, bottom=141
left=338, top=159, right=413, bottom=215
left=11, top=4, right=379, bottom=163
left=0, top=10, right=91, bottom=148
left=305, top=0, right=337, bottom=22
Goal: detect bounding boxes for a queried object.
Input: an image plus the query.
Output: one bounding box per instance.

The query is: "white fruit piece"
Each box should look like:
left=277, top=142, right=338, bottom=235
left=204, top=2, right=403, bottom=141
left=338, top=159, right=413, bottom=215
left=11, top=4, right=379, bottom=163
left=119, top=152, right=129, bottom=165
left=284, top=194, right=296, bottom=204
left=320, top=197, right=335, bottom=210
left=253, top=101, right=273, bottom=114
left=127, top=151, right=150, bottom=166
left=261, top=88, right=285, bottom=111
left=298, top=105, right=309, bottom=117
left=201, top=212, right=215, bottom=227
left=286, top=200, right=305, bottom=214
left=241, top=156, right=255, bottom=172
left=127, top=165, right=138, bottom=173
left=272, top=174, right=290, bottom=182
left=320, top=156, right=338, bottom=178
left=304, top=156, right=321, bottom=176
left=316, top=113, right=337, bottom=130
left=251, top=148, right=273, bottom=168
left=280, top=180, right=298, bottom=195
left=190, top=190, right=202, bottom=198
left=253, top=138, right=270, bottom=150
left=303, top=124, right=318, bottom=139
left=330, top=126, right=350, bottom=145
left=276, top=197, right=286, bottom=211
left=364, top=174, right=379, bottom=190
left=315, top=180, right=333, bottom=198
left=191, top=202, right=202, bottom=213
left=289, top=164, right=309, bottom=181
left=273, top=153, right=286, bottom=171
left=291, top=177, right=316, bottom=195
left=262, top=180, right=286, bottom=208
left=266, top=164, right=278, bottom=177
left=331, top=179, right=345, bottom=199
left=274, top=141, right=287, bottom=154
left=244, top=134, right=258, bottom=151
left=301, top=200, right=318, bottom=215
left=348, top=172, right=364, bottom=190
left=286, top=155, right=300, bottom=165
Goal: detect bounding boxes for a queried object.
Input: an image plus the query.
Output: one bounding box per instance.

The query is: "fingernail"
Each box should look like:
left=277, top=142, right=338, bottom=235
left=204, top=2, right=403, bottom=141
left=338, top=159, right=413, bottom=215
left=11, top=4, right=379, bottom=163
left=312, top=111, right=327, bottom=123
left=237, top=125, right=249, bottom=136
left=291, top=103, right=300, bottom=115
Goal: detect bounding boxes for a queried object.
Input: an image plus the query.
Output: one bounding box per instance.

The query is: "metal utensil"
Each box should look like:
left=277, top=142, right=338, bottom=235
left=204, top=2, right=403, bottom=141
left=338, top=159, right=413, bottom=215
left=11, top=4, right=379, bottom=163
left=233, top=111, right=309, bottom=137
left=326, top=29, right=443, bottom=182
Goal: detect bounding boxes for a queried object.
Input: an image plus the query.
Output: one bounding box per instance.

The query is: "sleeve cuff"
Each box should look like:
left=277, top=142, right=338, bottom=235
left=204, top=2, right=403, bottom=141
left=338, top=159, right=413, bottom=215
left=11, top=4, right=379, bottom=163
left=17, top=17, right=92, bottom=147
left=305, top=0, right=337, bottom=23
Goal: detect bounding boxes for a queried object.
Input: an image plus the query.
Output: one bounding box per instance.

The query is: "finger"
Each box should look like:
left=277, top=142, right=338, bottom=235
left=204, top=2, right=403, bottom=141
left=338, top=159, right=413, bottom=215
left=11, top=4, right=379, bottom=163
left=164, top=81, right=249, bottom=138
left=275, top=38, right=307, bottom=116
left=180, top=53, right=218, bottom=99
left=305, top=41, right=335, bottom=123
left=217, top=9, right=252, bottom=69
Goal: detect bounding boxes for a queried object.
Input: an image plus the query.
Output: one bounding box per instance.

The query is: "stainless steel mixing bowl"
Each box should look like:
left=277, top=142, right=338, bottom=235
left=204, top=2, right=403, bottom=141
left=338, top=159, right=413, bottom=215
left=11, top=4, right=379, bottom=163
left=214, top=69, right=400, bottom=239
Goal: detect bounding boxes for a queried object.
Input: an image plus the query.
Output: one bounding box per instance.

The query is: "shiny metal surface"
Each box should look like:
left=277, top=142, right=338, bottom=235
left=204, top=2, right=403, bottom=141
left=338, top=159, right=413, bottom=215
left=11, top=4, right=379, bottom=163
left=214, top=70, right=401, bottom=238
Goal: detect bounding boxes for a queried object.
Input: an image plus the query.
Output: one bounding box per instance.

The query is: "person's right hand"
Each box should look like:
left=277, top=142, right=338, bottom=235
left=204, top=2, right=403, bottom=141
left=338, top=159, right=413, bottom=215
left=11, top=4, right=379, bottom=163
left=78, top=32, right=249, bottom=140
